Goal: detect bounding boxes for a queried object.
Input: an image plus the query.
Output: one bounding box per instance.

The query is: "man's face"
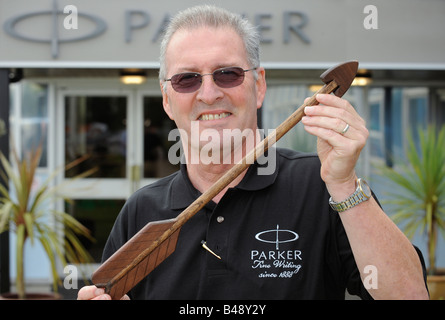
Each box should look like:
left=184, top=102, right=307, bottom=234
left=161, top=26, right=266, bottom=158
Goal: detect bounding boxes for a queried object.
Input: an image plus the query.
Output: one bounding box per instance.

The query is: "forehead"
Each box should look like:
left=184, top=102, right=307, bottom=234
left=165, top=26, right=248, bottom=72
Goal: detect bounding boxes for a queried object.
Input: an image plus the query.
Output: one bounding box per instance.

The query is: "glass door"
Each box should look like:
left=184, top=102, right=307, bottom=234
left=55, top=86, right=179, bottom=267
left=139, top=94, right=179, bottom=186
left=58, top=91, right=134, bottom=199
left=56, top=89, right=135, bottom=269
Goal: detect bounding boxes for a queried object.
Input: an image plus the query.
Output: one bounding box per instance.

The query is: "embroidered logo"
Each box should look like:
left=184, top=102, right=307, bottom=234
left=255, top=224, right=299, bottom=250
left=251, top=224, right=302, bottom=279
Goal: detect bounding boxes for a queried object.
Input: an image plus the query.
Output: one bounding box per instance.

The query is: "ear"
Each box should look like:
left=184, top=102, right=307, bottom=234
left=255, top=67, right=267, bottom=110
left=160, top=81, right=174, bottom=120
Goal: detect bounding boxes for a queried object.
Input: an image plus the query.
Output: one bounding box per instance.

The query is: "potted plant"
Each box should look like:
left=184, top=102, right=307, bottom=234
left=377, top=125, right=445, bottom=299
left=0, top=144, right=96, bottom=299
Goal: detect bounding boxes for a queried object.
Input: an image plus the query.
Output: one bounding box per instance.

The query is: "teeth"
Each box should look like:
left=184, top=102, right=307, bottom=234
left=199, top=112, right=230, bottom=121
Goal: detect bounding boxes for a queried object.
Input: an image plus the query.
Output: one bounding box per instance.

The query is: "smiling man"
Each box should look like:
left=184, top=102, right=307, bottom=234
left=78, top=5, right=428, bottom=300
left=159, top=14, right=267, bottom=202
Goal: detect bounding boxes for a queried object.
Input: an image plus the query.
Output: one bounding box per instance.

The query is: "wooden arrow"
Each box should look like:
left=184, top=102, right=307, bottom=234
left=91, top=60, right=359, bottom=299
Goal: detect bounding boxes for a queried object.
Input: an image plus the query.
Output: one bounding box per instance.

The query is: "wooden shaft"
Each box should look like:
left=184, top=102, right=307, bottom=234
left=105, top=79, right=338, bottom=291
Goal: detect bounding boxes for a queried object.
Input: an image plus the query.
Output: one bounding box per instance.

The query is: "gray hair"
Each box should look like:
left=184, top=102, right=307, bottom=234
left=159, top=5, right=260, bottom=87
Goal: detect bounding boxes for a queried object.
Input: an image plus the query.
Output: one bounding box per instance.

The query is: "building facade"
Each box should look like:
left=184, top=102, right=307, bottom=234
left=0, top=0, right=444, bottom=292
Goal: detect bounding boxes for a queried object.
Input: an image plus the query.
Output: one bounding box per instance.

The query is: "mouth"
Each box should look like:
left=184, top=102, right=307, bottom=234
left=198, top=112, right=231, bottom=121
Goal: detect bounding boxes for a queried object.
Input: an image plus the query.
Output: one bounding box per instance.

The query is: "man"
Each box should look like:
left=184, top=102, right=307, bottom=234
left=78, top=5, right=428, bottom=300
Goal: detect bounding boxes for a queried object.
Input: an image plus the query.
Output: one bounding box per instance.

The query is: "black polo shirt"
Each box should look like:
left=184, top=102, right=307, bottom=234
left=101, top=148, right=376, bottom=300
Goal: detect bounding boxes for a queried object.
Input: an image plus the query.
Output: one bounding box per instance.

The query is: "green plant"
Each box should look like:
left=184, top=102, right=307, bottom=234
left=378, top=125, right=445, bottom=275
left=0, top=144, right=96, bottom=299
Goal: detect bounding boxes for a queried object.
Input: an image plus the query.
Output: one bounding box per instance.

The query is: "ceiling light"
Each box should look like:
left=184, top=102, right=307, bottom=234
left=352, top=70, right=372, bottom=86
left=120, top=70, right=147, bottom=85
left=309, top=84, right=324, bottom=92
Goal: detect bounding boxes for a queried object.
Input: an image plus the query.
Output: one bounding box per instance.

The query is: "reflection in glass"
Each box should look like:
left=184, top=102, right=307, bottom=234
left=65, top=96, right=127, bottom=178
left=143, top=97, right=179, bottom=178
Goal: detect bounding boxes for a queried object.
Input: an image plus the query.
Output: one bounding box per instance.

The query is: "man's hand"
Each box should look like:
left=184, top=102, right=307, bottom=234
left=77, top=285, right=130, bottom=300
left=303, top=93, right=428, bottom=299
left=302, top=93, right=369, bottom=197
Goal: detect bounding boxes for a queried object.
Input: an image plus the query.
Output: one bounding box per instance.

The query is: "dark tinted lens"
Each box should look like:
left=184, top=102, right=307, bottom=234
left=213, top=67, right=245, bottom=88
left=171, top=72, right=201, bottom=93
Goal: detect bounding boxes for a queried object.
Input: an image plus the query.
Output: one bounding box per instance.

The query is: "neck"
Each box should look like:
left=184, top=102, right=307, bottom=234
left=183, top=129, right=262, bottom=203
left=186, top=162, right=247, bottom=204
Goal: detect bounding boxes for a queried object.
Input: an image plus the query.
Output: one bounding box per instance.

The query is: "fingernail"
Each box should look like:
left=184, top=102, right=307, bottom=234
left=95, top=288, right=105, bottom=296
left=304, top=106, right=313, bottom=113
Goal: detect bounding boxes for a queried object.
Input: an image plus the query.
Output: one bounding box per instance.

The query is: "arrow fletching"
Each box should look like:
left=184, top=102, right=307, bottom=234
left=92, top=219, right=180, bottom=299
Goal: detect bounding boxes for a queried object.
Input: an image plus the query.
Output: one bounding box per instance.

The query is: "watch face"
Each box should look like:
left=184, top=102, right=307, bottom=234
left=358, top=179, right=372, bottom=198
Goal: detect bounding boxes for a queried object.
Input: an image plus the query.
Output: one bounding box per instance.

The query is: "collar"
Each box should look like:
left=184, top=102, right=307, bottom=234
left=170, top=148, right=280, bottom=210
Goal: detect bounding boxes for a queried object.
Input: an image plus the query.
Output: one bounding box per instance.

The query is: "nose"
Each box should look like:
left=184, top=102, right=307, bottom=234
left=196, top=74, right=224, bottom=105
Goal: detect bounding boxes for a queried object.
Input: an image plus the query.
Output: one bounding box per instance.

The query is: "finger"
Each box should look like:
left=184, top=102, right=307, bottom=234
left=77, top=285, right=99, bottom=300
left=77, top=285, right=110, bottom=300
left=318, top=94, right=365, bottom=125
left=302, top=114, right=353, bottom=136
left=305, top=120, right=368, bottom=154
left=316, top=93, right=359, bottom=116
left=303, top=96, right=368, bottom=140
left=304, top=113, right=368, bottom=143
left=304, top=103, right=363, bottom=129
left=92, top=294, right=112, bottom=300
left=304, top=96, right=316, bottom=106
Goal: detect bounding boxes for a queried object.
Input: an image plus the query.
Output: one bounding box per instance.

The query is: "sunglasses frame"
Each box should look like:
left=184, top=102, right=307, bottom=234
left=164, top=66, right=257, bottom=93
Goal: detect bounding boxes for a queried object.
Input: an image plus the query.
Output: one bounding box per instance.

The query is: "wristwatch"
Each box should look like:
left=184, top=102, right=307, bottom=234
left=329, top=178, right=372, bottom=213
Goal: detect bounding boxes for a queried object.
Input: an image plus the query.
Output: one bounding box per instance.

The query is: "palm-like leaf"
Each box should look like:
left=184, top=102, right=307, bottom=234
left=377, top=125, right=445, bottom=274
left=0, top=144, right=97, bottom=298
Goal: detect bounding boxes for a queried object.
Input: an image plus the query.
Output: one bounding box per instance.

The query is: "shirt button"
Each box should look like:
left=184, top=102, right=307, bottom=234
left=216, top=216, right=225, bottom=223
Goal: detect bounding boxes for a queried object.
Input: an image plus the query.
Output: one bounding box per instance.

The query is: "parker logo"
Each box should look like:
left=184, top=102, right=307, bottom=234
left=3, top=0, right=106, bottom=58
left=254, top=224, right=299, bottom=250
left=251, top=225, right=302, bottom=279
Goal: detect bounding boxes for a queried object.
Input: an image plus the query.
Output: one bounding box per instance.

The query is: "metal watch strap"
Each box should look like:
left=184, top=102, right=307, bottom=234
left=329, top=178, right=371, bottom=213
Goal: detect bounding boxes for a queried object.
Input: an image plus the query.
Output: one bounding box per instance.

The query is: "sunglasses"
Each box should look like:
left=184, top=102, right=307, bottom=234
left=164, top=66, right=257, bottom=93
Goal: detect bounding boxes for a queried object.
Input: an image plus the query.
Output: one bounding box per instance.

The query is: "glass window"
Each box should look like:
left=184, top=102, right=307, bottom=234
left=370, top=102, right=381, bottom=131
left=22, top=83, right=48, bottom=118
left=262, top=84, right=317, bottom=153
left=408, top=95, right=427, bottom=150
left=143, top=96, right=179, bottom=178
left=65, top=96, right=127, bottom=178
left=368, top=89, right=385, bottom=162
left=20, top=82, right=49, bottom=167
left=391, top=89, right=404, bottom=161
left=21, top=122, right=48, bottom=167
left=65, top=199, right=125, bottom=262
